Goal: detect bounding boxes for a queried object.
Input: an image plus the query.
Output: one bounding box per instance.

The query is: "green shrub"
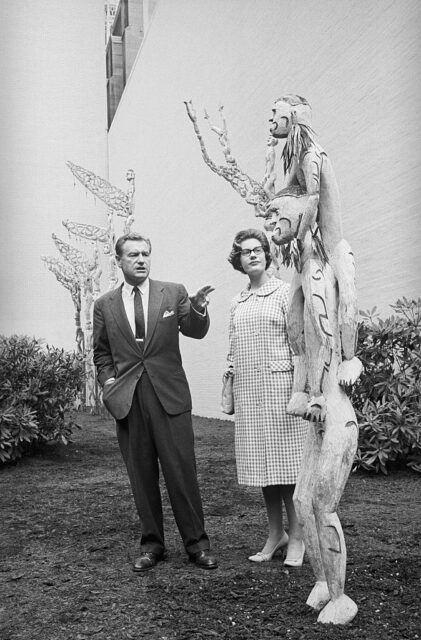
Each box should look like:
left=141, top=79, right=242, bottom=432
left=351, top=298, right=421, bottom=474
left=0, top=335, right=84, bottom=463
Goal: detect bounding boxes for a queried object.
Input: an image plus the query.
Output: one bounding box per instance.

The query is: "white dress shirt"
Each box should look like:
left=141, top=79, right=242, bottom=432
left=122, top=279, right=150, bottom=338
left=104, top=279, right=149, bottom=385
left=104, top=279, right=205, bottom=386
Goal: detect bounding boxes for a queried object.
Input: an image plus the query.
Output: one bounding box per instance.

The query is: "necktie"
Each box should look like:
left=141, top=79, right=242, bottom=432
left=133, top=287, right=145, bottom=342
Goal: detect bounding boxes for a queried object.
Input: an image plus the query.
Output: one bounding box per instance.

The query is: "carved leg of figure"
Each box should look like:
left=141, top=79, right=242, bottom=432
left=294, top=425, right=330, bottom=611
left=287, top=273, right=306, bottom=355
left=287, top=276, right=309, bottom=416
left=302, top=308, right=330, bottom=423
left=298, top=259, right=336, bottom=423
left=287, top=354, right=308, bottom=416
left=312, top=397, right=359, bottom=624
left=331, top=240, right=363, bottom=386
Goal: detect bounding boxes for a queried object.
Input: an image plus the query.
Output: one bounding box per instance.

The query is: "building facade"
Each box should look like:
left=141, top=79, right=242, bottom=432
left=0, top=0, right=108, bottom=351
left=106, top=0, right=421, bottom=419
left=106, top=0, right=158, bottom=127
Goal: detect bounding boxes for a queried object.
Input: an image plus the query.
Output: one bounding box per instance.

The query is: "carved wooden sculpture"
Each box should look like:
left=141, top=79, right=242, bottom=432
left=66, top=161, right=135, bottom=226
left=62, top=219, right=118, bottom=291
left=51, top=234, right=100, bottom=408
left=66, top=162, right=136, bottom=288
left=268, top=95, right=362, bottom=401
left=41, top=256, right=83, bottom=354
left=42, top=164, right=136, bottom=409
left=184, top=101, right=269, bottom=213
left=268, top=187, right=360, bottom=624
left=185, top=95, right=363, bottom=625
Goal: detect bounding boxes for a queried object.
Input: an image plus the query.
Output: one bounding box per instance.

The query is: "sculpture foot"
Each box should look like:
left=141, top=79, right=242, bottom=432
left=317, top=594, right=358, bottom=625
left=303, top=395, right=327, bottom=423
left=337, top=356, right=363, bottom=387
left=306, top=581, right=330, bottom=612
left=287, top=392, right=309, bottom=417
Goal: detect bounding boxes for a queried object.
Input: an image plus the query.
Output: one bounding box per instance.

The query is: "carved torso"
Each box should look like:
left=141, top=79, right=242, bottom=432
left=284, top=145, right=344, bottom=252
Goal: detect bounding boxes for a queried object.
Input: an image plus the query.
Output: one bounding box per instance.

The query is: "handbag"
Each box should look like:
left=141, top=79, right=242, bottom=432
left=221, top=369, right=234, bottom=415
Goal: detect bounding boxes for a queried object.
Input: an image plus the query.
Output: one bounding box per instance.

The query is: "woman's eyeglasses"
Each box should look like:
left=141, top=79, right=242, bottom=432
left=240, top=246, right=264, bottom=257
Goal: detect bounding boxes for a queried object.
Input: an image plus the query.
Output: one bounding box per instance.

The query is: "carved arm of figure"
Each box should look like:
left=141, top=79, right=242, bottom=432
left=262, top=136, right=279, bottom=200
left=294, top=148, right=322, bottom=245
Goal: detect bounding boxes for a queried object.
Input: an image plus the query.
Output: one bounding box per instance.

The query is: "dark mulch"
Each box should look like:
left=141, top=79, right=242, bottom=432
left=1, top=414, right=420, bottom=640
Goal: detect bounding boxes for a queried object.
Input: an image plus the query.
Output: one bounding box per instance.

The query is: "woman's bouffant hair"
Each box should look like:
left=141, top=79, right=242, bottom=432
left=228, top=228, right=272, bottom=274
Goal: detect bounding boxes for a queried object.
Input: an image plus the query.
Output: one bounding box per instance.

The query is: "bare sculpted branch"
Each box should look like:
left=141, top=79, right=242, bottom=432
left=184, top=100, right=269, bottom=215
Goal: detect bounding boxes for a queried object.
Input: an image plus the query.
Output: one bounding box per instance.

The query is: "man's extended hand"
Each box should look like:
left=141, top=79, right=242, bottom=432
left=189, top=285, right=215, bottom=311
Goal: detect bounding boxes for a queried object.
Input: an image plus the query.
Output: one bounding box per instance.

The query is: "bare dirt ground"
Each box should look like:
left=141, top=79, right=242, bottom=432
left=1, top=414, right=420, bottom=640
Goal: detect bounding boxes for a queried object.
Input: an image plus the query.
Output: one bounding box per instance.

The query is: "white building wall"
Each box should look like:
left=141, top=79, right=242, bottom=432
left=108, top=0, right=421, bottom=418
left=0, top=0, right=109, bottom=350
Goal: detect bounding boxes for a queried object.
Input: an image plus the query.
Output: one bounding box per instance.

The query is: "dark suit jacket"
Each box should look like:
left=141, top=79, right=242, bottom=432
left=93, top=279, right=209, bottom=420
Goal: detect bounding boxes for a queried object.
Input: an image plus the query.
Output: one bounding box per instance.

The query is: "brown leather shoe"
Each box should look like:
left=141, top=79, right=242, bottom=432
left=133, top=552, right=164, bottom=572
left=189, top=550, right=218, bottom=570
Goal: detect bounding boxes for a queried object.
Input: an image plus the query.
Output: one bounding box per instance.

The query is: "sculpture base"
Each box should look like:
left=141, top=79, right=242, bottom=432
left=317, top=594, right=358, bottom=625
left=306, top=581, right=330, bottom=612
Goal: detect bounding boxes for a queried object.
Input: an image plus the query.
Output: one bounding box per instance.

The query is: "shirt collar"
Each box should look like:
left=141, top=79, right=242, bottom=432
left=238, top=276, right=280, bottom=302
left=123, top=278, right=150, bottom=297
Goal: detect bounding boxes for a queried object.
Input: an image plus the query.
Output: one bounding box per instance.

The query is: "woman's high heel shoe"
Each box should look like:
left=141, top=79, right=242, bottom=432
left=248, top=531, right=289, bottom=562
left=284, top=540, right=305, bottom=567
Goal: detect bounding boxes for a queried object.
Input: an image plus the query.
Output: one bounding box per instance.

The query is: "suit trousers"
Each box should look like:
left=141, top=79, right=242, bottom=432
left=116, top=371, right=210, bottom=556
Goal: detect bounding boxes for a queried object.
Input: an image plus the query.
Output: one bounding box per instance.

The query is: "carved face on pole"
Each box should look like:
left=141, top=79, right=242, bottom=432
left=269, top=96, right=312, bottom=138
left=269, top=100, right=293, bottom=138
left=267, top=189, right=310, bottom=245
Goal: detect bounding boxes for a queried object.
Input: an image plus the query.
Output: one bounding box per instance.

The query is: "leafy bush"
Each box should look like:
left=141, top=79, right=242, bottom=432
left=351, top=298, right=421, bottom=474
left=0, top=335, right=84, bottom=463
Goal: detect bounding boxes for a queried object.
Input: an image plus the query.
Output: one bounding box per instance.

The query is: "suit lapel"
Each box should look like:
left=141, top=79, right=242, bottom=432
left=109, top=284, right=140, bottom=353
left=145, top=279, right=164, bottom=351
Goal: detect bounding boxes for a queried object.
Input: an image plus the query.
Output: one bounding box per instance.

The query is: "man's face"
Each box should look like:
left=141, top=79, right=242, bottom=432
left=116, top=240, right=151, bottom=286
left=269, top=100, right=292, bottom=138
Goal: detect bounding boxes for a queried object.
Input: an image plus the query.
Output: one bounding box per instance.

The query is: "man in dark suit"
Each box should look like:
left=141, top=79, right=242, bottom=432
left=93, top=232, right=217, bottom=572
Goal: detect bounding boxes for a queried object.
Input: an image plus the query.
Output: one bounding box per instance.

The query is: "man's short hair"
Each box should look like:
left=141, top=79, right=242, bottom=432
left=115, top=232, right=152, bottom=257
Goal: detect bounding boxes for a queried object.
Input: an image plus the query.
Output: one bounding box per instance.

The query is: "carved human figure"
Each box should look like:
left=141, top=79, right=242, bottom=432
left=184, top=95, right=363, bottom=623
left=121, top=169, right=136, bottom=233
left=82, top=274, right=97, bottom=409
left=268, top=188, right=359, bottom=624
left=268, top=95, right=362, bottom=422
left=105, top=211, right=118, bottom=290
left=87, top=244, right=102, bottom=300
left=72, top=286, right=84, bottom=355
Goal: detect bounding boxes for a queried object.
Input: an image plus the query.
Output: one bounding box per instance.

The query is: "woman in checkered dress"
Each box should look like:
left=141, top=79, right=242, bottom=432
left=227, top=229, right=307, bottom=566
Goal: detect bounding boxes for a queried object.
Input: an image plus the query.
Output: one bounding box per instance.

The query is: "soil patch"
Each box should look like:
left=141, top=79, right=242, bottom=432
left=1, top=414, right=420, bottom=639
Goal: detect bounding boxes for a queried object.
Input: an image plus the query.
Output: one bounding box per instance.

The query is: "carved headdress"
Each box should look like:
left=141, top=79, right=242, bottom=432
left=273, top=94, right=317, bottom=174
